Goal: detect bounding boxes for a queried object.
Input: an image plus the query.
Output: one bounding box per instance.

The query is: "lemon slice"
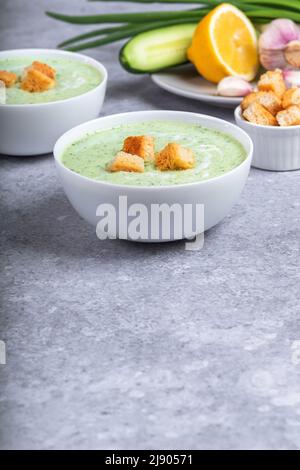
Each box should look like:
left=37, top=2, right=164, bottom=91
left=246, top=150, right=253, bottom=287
left=188, top=3, right=259, bottom=83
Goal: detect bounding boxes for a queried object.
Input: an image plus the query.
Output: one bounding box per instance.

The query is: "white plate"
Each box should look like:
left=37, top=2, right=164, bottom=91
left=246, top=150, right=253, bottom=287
left=152, top=65, right=242, bottom=108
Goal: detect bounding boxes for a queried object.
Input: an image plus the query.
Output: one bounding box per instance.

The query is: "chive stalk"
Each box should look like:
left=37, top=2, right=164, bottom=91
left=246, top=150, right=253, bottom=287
left=59, top=18, right=203, bottom=48
left=59, top=24, right=134, bottom=47
left=89, top=0, right=300, bottom=12
left=64, top=20, right=199, bottom=51
left=246, top=8, right=300, bottom=21
left=46, top=8, right=208, bottom=25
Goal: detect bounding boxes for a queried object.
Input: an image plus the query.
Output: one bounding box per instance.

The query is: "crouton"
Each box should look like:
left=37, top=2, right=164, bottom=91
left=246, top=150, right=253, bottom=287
left=0, top=70, right=18, bottom=88
left=20, top=68, right=55, bottom=92
left=276, top=105, right=300, bottom=127
left=282, top=87, right=300, bottom=109
left=122, top=135, right=155, bottom=161
left=243, top=102, right=278, bottom=126
left=257, top=69, right=286, bottom=99
left=106, top=151, right=144, bottom=173
left=241, top=92, right=260, bottom=111
left=241, top=91, right=282, bottom=115
left=155, top=143, right=195, bottom=171
left=31, top=61, right=56, bottom=79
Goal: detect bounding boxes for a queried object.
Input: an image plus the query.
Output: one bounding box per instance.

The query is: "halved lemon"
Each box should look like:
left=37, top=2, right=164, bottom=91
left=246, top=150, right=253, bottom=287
left=188, top=3, right=259, bottom=83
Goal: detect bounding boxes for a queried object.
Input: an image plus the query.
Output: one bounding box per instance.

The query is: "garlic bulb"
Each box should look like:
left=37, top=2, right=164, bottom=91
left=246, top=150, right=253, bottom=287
left=259, top=19, right=300, bottom=70
left=217, top=76, right=253, bottom=97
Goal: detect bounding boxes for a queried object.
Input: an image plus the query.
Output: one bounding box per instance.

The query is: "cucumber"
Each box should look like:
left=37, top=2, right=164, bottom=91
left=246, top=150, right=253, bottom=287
left=120, top=23, right=197, bottom=74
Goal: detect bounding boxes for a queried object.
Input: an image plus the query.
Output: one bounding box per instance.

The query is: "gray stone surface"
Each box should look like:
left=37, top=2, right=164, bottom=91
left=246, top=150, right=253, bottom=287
left=1, top=0, right=300, bottom=450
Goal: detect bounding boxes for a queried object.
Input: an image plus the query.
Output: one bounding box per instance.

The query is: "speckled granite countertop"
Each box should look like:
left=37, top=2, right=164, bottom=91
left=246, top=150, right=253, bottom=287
left=1, top=0, right=300, bottom=450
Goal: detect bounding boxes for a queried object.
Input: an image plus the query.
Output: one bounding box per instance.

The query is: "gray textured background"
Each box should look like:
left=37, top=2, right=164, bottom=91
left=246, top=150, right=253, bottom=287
left=1, top=0, right=300, bottom=450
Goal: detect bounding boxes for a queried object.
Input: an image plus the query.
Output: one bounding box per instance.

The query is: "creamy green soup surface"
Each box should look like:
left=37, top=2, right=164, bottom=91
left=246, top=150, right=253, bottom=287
left=62, top=120, right=247, bottom=186
left=0, top=56, right=102, bottom=104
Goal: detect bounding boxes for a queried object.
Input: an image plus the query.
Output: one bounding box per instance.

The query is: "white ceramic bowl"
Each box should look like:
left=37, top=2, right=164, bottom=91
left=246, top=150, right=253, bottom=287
left=54, top=110, right=253, bottom=242
left=0, top=49, right=107, bottom=156
left=235, top=105, right=300, bottom=171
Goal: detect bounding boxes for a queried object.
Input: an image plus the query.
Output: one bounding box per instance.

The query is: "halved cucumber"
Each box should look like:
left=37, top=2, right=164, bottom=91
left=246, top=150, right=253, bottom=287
left=120, top=24, right=197, bottom=74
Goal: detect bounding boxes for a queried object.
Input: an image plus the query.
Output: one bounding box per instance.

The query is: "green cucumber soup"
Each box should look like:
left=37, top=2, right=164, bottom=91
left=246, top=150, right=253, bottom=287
left=0, top=56, right=102, bottom=104
left=62, top=120, right=247, bottom=186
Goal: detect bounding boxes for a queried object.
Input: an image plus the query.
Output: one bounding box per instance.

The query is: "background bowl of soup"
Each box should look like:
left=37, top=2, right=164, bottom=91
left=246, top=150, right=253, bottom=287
left=0, top=48, right=107, bottom=156
left=54, top=110, right=253, bottom=242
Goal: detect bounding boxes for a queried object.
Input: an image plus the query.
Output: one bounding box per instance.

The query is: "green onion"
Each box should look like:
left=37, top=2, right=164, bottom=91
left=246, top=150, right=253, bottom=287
left=46, top=8, right=209, bottom=25
left=246, top=8, right=300, bottom=21
left=89, top=0, right=300, bottom=12
left=60, top=17, right=204, bottom=49
left=64, top=19, right=199, bottom=51
left=65, top=28, right=147, bottom=51
left=58, top=24, right=134, bottom=48
left=230, top=0, right=300, bottom=10
left=48, top=0, right=300, bottom=53
left=88, top=0, right=229, bottom=4
left=47, top=3, right=300, bottom=27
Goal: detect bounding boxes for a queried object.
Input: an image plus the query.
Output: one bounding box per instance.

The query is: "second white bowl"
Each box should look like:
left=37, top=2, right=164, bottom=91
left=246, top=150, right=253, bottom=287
left=0, top=49, right=107, bottom=156
left=235, top=105, right=300, bottom=171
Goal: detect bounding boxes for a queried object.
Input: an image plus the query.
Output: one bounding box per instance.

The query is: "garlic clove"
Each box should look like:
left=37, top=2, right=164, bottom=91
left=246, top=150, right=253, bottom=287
left=283, top=70, right=300, bottom=88
left=284, top=40, right=300, bottom=68
left=259, top=48, right=287, bottom=71
left=217, top=76, right=253, bottom=97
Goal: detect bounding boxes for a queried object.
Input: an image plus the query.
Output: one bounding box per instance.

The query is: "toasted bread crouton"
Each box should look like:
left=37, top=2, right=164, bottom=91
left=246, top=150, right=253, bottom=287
left=241, top=91, right=282, bottom=115
left=0, top=70, right=18, bottom=88
left=257, top=91, right=283, bottom=115
left=241, top=92, right=260, bottom=111
left=20, top=68, right=55, bottom=92
left=243, top=102, right=278, bottom=126
left=31, top=61, right=56, bottom=79
left=156, top=143, right=195, bottom=171
left=276, top=105, right=300, bottom=126
left=122, top=135, right=155, bottom=161
left=282, top=87, right=300, bottom=109
left=258, top=69, right=286, bottom=99
left=106, top=151, right=144, bottom=173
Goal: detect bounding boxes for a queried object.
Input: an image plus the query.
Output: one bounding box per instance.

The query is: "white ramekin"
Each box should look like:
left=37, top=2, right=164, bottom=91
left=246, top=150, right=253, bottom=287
left=0, top=49, right=107, bottom=156
left=235, top=105, right=300, bottom=171
left=53, top=110, right=253, bottom=242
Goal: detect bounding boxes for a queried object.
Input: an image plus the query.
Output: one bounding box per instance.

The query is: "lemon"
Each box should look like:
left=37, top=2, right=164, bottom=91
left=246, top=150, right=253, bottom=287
left=188, top=3, right=259, bottom=83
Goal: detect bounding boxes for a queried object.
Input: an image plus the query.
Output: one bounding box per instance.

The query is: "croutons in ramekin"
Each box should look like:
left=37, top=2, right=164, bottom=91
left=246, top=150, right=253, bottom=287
left=242, top=69, right=300, bottom=127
